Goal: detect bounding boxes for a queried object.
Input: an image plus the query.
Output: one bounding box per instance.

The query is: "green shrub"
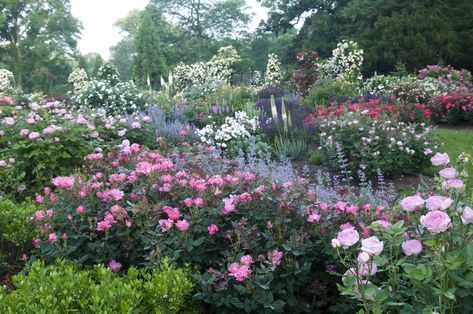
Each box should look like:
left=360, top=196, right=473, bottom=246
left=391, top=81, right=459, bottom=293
left=272, top=134, right=308, bottom=160
left=0, top=259, right=194, bottom=313
left=302, top=79, right=358, bottom=106
left=0, top=199, right=37, bottom=245
left=308, top=151, right=323, bottom=166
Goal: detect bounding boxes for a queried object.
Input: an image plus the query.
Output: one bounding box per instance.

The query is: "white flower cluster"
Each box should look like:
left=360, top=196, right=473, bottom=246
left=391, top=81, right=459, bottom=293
left=68, top=68, right=89, bottom=92
left=69, top=79, right=151, bottom=115
left=318, top=40, right=364, bottom=81
left=196, top=111, right=259, bottom=148
left=173, top=46, right=239, bottom=93
left=0, top=69, right=16, bottom=96
left=264, top=53, right=283, bottom=86
left=96, top=63, right=120, bottom=85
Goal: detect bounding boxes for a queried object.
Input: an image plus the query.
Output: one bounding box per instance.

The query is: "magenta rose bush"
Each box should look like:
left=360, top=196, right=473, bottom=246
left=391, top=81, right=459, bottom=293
left=331, top=152, right=473, bottom=314
left=30, top=138, right=396, bottom=313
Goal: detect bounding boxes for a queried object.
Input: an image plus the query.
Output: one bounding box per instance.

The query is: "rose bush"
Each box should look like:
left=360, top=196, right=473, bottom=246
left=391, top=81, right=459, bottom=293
left=331, top=152, right=473, bottom=314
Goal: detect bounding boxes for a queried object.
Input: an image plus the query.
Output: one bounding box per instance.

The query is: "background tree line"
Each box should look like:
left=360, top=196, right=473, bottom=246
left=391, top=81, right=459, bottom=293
left=1, top=0, right=472, bottom=95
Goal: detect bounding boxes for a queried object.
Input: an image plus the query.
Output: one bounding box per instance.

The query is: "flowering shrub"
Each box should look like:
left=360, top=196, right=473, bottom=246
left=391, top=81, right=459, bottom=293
left=31, top=140, right=401, bottom=312
left=318, top=40, right=363, bottom=82
left=428, top=93, right=473, bottom=124
left=196, top=111, right=259, bottom=149
left=331, top=152, right=473, bottom=313
left=0, top=259, right=194, bottom=313
left=0, top=69, right=17, bottom=98
left=317, top=110, right=437, bottom=178
left=418, top=65, right=473, bottom=92
left=67, top=68, right=88, bottom=92
left=96, top=62, right=120, bottom=86
left=173, top=46, right=239, bottom=95
left=264, top=53, right=284, bottom=86
left=292, top=49, right=319, bottom=95
left=69, top=80, right=154, bottom=115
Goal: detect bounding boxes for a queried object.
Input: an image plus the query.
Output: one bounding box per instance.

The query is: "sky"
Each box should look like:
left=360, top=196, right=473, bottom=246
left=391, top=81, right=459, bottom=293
left=70, top=0, right=269, bottom=60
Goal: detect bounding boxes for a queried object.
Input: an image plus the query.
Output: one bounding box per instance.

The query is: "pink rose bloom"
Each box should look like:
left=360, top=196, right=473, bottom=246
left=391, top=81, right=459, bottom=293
left=34, top=210, right=46, bottom=220
left=361, top=236, right=384, bottom=255
left=439, top=167, right=456, bottom=179
left=194, top=197, right=205, bottom=206
left=431, top=152, right=450, bottom=166
left=445, top=179, right=464, bottom=190
left=268, top=249, right=283, bottom=265
left=159, top=219, right=174, bottom=232
left=183, top=198, right=194, bottom=207
left=337, top=227, right=360, bottom=248
left=108, top=260, right=122, bottom=272
left=160, top=174, right=173, bottom=183
left=221, top=197, right=236, bottom=215
left=307, top=211, right=321, bottom=223
left=358, top=262, right=377, bottom=276
left=228, top=263, right=252, bottom=282
left=335, top=201, right=347, bottom=211
left=159, top=184, right=172, bottom=192
left=4, top=117, right=15, bottom=125
left=162, top=206, right=181, bottom=220
left=28, top=132, right=41, bottom=140
left=239, top=192, right=252, bottom=203
left=240, top=255, right=254, bottom=266
left=35, top=195, right=44, bottom=203
left=176, top=219, right=190, bottom=231
left=461, top=207, right=473, bottom=225
left=426, top=196, right=453, bottom=211
left=420, top=210, right=452, bottom=233
left=331, top=239, right=341, bottom=248
left=400, top=195, right=425, bottom=212
left=283, top=182, right=293, bottom=189
left=20, top=129, right=30, bottom=136
left=131, top=122, right=141, bottom=129
left=254, top=185, right=265, bottom=194
left=48, top=233, right=57, bottom=243
left=340, top=222, right=353, bottom=230
left=207, top=224, right=219, bottom=235
left=357, top=252, right=370, bottom=263
left=51, top=175, right=75, bottom=189
left=33, top=239, right=40, bottom=248
left=401, top=239, right=423, bottom=256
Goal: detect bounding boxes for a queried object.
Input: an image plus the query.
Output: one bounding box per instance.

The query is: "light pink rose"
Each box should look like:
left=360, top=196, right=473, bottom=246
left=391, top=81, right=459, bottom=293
left=420, top=210, right=452, bottom=233
left=240, top=255, right=254, bottom=266
left=228, top=262, right=252, bottom=282
left=108, top=260, right=122, bottom=272
left=444, top=179, right=464, bottom=190
left=28, top=132, right=40, bottom=140
left=331, top=239, right=341, bottom=248
left=431, top=153, right=450, bottom=166
left=159, top=219, right=174, bottom=232
left=194, top=197, right=205, bottom=206
left=48, top=233, right=57, bottom=243
left=461, top=207, right=473, bottom=225
left=361, top=236, right=384, bottom=255
left=337, top=227, right=360, bottom=248
left=400, top=195, right=425, bottom=212
left=401, top=239, right=422, bottom=256
left=268, top=249, right=283, bottom=265
left=357, top=252, right=370, bottom=263
left=426, top=196, right=453, bottom=211
left=439, top=167, right=456, bottom=179
left=371, top=220, right=391, bottom=229
left=358, top=262, right=377, bottom=276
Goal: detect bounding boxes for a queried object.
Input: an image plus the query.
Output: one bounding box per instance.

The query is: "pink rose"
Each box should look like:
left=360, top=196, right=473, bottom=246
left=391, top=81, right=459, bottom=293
left=337, top=227, right=360, bottom=248
left=307, top=211, right=321, bottom=223
left=108, top=260, right=122, bottom=272
left=371, top=220, right=391, bottom=229
left=207, top=224, right=219, bottom=235
left=221, top=197, right=236, bottom=215
left=401, top=239, right=422, bottom=256
left=268, top=249, right=283, bottom=265
left=331, top=239, right=341, bottom=248
left=240, top=255, right=253, bottom=266
left=33, top=239, right=40, bottom=248
left=420, top=210, right=452, bottom=233
left=194, top=197, right=205, bottom=206
left=358, top=262, right=377, bottom=276
left=426, top=196, right=453, bottom=211
left=228, top=262, right=252, bottom=282
left=357, top=252, right=370, bottom=263
left=444, top=179, right=464, bottom=190
left=34, top=210, right=45, bottom=220
left=361, top=236, right=384, bottom=255
left=175, top=219, right=190, bottom=231
left=28, top=132, right=40, bottom=140
left=400, top=195, right=425, bottom=212
left=439, top=167, right=456, bottom=179
left=159, top=219, right=174, bottom=232
left=431, top=153, right=450, bottom=166
left=48, top=233, right=57, bottom=243
left=162, top=206, right=181, bottom=220
left=461, top=207, right=473, bottom=225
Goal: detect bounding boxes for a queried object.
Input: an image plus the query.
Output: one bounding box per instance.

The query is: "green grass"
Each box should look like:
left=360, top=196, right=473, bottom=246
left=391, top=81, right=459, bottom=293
left=430, top=128, right=473, bottom=192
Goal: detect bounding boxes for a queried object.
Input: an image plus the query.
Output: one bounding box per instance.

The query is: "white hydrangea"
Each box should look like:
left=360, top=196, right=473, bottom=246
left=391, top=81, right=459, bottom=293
left=264, top=53, right=283, bottom=86
left=318, top=40, right=364, bottom=81
left=0, top=69, right=16, bottom=96
left=196, top=111, right=259, bottom=148
left=68, top=68, right=88, bottom=92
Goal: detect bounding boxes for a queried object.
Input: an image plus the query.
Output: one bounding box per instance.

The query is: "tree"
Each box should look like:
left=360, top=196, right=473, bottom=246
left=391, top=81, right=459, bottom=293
left=78, top=53, right=104, bottom=77
left=131, top=11, right=167, bottom=89
left=0, top=0, right=81, bottom=92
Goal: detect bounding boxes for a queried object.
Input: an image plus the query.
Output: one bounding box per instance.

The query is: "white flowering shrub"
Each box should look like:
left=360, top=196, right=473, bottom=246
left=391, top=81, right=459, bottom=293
left=173, top=46, right=239, bottom=94
left=196, top=111, right=259, bottom=148
left=264, top=53, right=283, bottom=86
left=69, top=80, right=153, bottom=115
left=318, top=110, right=437, bottom=178
left=318, top=40, right=364, bottom=82
left=0, top=69, right=16, bottom=96
left=67, top=68, right=88, bottom=92
left=96, top=63, right=120, bottom=86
